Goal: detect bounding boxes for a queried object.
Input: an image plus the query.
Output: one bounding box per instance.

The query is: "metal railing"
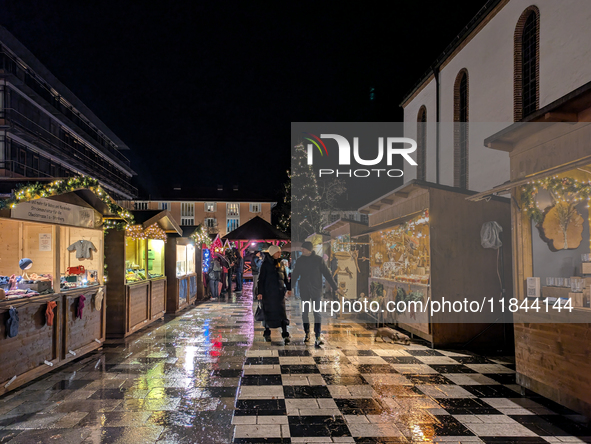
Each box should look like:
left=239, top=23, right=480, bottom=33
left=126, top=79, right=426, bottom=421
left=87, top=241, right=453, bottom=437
left=2, top=108, right=137, bottom=197
left=0, top=51, right=131, bottom=166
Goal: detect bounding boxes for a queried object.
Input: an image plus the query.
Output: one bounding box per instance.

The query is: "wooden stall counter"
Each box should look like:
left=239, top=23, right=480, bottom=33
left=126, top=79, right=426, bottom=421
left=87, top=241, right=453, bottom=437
left=60, top=286, right=106, bottom=362
left=0, top=293, right=61, bottom=395
left=514, top=310, right=591, bottom=418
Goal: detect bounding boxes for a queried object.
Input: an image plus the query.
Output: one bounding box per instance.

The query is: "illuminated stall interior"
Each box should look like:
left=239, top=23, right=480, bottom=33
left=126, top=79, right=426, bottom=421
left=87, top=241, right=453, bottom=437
left=164, top=225, right=204, bottom=314
left=105, top=209, right=181, bottom=337
left=360, top=180, right=512, bottom=348
left=323, top=218, right=370, bottom=301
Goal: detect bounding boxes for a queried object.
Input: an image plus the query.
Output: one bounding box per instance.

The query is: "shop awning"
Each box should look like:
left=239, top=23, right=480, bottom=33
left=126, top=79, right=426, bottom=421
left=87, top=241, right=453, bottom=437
left=131, top=210, right=182, bottom=235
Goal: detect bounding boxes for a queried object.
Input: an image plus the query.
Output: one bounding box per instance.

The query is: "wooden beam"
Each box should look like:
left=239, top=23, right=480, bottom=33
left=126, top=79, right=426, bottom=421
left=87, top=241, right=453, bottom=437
left=381, top=198, right=393, bottom=205
left=486, top=141, right=513, bottom=152
left=394, top=191, right=409, bottom=198
left=369, top=204, right=381, bottom=210
left=544, top=112, right=578, bottom=122
left=359, top=209, right=370, bottom=214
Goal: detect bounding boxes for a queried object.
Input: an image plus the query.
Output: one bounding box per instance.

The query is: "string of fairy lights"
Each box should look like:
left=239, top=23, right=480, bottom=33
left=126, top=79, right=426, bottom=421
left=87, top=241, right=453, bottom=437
left=125, top=223, right=167, bottom=242
left=190, top=224, right=212, bottom=248
left=0, top=176, right=134, bottom=231
left=521, top=176, right=591, bottom=223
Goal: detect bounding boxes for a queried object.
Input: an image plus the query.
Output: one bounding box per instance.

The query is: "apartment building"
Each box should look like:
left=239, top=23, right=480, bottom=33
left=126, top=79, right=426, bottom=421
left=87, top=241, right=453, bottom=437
left=0, top=26, right=136, bottom=199
left=120, top=186, right=276, bottom=237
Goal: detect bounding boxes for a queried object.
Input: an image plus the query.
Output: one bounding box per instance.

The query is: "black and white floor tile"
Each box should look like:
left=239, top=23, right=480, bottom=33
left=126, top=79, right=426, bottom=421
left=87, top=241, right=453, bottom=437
left=0, top=283, right=589, bottom=444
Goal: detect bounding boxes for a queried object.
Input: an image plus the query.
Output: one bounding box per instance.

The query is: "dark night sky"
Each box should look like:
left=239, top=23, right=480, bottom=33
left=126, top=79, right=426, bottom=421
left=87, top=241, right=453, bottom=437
left=0, top=1, right=487, bottom=202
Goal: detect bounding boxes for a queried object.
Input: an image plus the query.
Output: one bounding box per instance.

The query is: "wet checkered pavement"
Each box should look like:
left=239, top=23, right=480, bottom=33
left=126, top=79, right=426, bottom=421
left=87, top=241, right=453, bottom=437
left=0, top=283, right=590, bottom=443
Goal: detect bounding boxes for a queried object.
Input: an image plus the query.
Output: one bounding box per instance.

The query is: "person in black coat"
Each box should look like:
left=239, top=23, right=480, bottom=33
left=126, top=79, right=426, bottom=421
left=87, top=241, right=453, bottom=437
left=290, top=241, right=338, bottom=346
left=234, top=248, right=244, bottom=291
left=257, top=245, right=291, bottom=344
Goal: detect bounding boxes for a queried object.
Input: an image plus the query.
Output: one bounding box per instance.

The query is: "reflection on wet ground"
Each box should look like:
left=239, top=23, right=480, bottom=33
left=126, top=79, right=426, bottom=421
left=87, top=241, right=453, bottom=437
left=0, top=282, right=590, bottom=443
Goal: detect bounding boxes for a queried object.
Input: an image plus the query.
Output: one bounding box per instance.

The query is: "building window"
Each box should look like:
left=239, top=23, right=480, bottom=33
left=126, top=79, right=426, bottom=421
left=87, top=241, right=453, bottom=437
left=181, top=202, right=194, bottom=217
left=249, top=203, right=261, bottom=213
left=180, top=202, right=194, bottom=225
left=159, top=202, right=169, bottom=211
left=514, top=6, right=540, bottom=121
left=205, top=202, right=216, bottom=212
left=227, top=203, right=239, bottom=216
left=227, top=217, right=239, bottom=233
left=453, top=69, right=469, bottom=189
left=135, top=201, right=148, bottom=210
left=360, top=214, right=369, bottom=224
left=329, top=214, right=340, bottom=223
left=417, top=106, right=427, bottom=181
left=205, top=218, right=217, bottom=228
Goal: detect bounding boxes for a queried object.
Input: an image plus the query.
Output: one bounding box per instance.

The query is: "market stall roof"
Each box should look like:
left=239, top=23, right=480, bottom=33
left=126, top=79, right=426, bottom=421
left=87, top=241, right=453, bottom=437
left=468, top=80, right=591, bottom=202
left=0, top=178, right=114, bottom=216
left=222, top=216, right=289, bottom=241
left=131, top=210, right=182, bottom=235
left=358, top=180, right=493, bottom=215
left=323, top=218, right=368, bottom=233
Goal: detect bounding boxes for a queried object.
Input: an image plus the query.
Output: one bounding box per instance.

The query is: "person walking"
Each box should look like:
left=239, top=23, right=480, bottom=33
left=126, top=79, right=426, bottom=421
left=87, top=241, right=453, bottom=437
left=257, top=245, right=291, bottom=344
left=234, top=248, right=244, bottom=292
left=208, top=257, right=223, bottom=301
left=290, top=241, right=338, bottom=347
left=251, top=250, right=263, bottom=297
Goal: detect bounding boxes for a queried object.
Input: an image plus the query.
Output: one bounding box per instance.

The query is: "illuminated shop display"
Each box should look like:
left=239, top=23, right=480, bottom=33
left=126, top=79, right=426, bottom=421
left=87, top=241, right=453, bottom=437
left=369, top=211, right=430, bottom=285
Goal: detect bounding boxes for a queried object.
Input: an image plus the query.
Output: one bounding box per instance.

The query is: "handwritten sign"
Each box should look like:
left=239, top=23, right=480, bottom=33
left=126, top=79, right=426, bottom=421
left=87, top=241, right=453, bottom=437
left=12, top=198, right=95, bottom=228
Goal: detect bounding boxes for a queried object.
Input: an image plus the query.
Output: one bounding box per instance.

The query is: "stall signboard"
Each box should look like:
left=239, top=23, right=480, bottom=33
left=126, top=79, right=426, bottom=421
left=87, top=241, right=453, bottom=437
left=12, top=199, right=95, bottom=228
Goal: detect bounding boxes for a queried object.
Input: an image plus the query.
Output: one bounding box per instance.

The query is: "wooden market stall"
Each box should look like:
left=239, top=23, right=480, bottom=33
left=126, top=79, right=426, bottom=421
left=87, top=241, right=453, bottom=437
left=323, top=218, right=370, bottom=300
left=165, top=225, right=205, bottom=314
left=470, top=81, right=591, bottom=417
left=0, top=180, right=114, bottom=395
left=359, top=180, right=513, bottom=348
left=104, top=210, right=181, bottom=338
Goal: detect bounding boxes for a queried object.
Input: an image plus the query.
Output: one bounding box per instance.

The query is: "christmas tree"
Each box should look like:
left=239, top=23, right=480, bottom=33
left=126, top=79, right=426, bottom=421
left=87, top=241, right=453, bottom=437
left=291, top=143, right=323, bottom=242
left=275, top=170, right=292, bottom=235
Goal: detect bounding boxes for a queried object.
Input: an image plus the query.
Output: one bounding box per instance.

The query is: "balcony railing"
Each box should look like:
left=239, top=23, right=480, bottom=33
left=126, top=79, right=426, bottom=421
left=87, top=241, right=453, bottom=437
left=2, top=108, right=137, bottom=198
left=0, top=51, right=131, bottom=167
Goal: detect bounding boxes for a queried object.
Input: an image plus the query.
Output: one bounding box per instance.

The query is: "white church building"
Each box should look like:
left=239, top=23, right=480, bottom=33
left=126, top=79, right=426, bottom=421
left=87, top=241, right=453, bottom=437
left=402, top=0, right=591, bottom=192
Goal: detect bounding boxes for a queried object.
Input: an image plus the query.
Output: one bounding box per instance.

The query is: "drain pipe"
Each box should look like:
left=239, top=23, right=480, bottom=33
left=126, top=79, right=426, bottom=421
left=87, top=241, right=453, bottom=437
left=432, top=64, right=440, bottom=184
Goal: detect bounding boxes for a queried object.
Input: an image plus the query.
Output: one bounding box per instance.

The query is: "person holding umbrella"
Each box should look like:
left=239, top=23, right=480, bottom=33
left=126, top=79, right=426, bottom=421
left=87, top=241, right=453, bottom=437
left=257, top=245, right=290, bottom=344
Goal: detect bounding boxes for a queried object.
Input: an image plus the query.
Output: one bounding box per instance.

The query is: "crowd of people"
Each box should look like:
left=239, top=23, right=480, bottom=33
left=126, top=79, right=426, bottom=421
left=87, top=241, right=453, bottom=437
left=205, top=242, right=339, bottom=348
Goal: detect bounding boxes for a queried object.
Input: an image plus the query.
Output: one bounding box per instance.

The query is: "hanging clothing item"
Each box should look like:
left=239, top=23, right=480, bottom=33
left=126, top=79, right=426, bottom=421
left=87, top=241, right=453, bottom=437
left=6, top=308, right=19, bottom=338
left=94, top=288, right=104, bottom=311
left=46, top=301, right=57, bottom=326
left=67, top=240, right=97, bottom=259
left=77, top=295, right=86, bottom=319
left=481, top=221, right=503, bottom=249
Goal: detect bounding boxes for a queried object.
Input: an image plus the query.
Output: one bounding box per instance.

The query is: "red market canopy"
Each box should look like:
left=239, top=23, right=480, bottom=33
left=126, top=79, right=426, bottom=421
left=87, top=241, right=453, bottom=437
left=221, top=216, right=289, bottom=253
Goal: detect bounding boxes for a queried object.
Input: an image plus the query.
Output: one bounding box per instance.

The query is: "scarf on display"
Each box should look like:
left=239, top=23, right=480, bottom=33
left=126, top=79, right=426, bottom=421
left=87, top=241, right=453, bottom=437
left=77, top=295, right=86, bottom=319
left=6, top=307, right=19, bottom=338
left=94, top=288, right=104, bottom=311
left=46, top=301, right=57, bottom=326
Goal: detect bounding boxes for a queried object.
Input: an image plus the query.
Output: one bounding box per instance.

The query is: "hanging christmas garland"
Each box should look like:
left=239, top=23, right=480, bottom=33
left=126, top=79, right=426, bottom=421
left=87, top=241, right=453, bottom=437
left=125, top=223, right=167, bottom=242
left=521, top=177, right=591, bottom=224
left=190, top=223, right=211, bottom=247
left=0, top=176, right=134, bottom=231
